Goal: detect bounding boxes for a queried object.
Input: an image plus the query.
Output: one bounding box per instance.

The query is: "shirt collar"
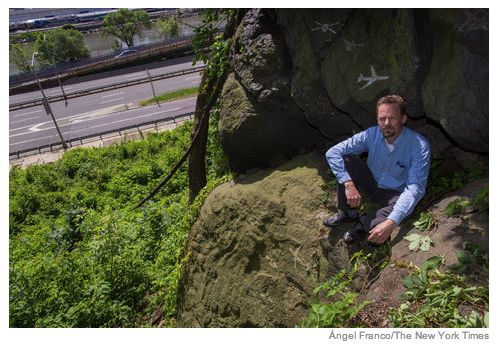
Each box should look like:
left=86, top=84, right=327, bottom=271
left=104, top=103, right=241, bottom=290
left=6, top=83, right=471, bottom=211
left=378, top=126, right=406, bottom=147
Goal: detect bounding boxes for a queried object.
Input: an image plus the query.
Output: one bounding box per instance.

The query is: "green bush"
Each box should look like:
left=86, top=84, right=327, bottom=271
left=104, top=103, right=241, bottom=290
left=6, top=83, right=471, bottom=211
left=9, top=118, right=230, bottom=327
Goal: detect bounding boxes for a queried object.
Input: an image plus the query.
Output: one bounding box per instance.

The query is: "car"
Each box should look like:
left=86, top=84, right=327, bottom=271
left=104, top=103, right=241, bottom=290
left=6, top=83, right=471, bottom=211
left=114, top=49, right=138, bottom=59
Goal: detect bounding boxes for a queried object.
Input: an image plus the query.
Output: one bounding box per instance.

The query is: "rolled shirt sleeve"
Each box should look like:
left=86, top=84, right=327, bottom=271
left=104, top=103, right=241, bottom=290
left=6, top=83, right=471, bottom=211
left=325, top=129, right=371, bottom=184
left=387, top=135, right=431, bottom=224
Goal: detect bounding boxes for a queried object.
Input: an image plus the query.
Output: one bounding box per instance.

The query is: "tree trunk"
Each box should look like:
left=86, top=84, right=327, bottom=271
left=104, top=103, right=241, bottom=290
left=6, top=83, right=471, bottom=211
left=187, top=10, right=245, bottom=205
left=188, top=71, right=210, bottom=204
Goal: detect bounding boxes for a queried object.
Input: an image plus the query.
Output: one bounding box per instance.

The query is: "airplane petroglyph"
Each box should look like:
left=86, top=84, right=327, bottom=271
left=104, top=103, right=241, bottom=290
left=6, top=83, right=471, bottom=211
left=312, top=21, right=340, bottom=34
left=342, top=38, right=364, bottom=52
left=357, top=65, right=389, bottom=90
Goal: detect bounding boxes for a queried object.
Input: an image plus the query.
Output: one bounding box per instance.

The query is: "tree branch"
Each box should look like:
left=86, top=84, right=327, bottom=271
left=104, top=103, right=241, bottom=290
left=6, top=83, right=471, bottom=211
left=130, top=107, right=209, bottom=211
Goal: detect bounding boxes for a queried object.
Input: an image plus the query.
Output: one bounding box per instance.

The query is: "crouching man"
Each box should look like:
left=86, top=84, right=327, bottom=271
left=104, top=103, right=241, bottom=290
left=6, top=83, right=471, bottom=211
left=324, top=95, right=431, bottom=245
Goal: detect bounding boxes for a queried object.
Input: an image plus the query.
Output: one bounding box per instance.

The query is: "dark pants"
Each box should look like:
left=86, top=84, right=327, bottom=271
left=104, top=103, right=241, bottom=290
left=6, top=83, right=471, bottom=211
left=337, top=155, right=401, bottom=233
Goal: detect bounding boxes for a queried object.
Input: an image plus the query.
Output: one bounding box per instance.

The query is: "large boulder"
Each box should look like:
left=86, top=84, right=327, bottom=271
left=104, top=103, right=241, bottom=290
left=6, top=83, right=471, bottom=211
left=218, top=8, right=488, bottom=173
left=176, top=153, right=372, bottom=327
left=219, top=9, right=322, bottom=172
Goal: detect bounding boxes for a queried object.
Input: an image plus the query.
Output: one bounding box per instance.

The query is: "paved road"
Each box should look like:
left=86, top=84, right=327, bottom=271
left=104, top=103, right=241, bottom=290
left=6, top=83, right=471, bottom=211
left=9, top=56, right=202, bottom=155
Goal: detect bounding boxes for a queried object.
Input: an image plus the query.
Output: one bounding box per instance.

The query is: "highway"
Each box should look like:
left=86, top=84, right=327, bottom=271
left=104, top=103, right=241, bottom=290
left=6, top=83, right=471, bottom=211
left=9, top=56, right=203, bottom=155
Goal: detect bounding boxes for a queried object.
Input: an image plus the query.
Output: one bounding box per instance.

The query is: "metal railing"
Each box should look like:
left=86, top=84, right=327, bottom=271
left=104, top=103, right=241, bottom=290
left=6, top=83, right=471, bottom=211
left=9, top=112, right=194, bottom=160
left=10, top=65, right=205, bottom=111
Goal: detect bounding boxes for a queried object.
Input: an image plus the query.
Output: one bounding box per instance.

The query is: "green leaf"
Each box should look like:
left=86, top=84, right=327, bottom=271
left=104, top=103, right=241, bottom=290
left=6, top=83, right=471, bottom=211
left=411, top=212, right=435, bottom=231
left=419, top=236, right=433, bottom=251
left=321, top=192, right=328, bottom=203
left=408, top=240, right=419, bottom=250
left=404, top=233, right=421, bottom=241
left=422, top=256, right=443, bottom=272
left=404, top=234, right=433, bottom=251
left=401, top=276, right=416, bottom=289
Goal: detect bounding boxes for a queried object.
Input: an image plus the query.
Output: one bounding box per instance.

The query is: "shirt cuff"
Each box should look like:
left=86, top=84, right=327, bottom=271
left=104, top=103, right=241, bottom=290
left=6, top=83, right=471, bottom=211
left=337, top=172, right=352, bottom=185
left=387, top=209, right=405, bottom=226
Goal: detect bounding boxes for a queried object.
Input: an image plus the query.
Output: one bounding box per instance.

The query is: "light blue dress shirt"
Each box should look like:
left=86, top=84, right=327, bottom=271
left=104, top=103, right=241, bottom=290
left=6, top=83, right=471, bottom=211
left=325, top=126, right=431, bottom=225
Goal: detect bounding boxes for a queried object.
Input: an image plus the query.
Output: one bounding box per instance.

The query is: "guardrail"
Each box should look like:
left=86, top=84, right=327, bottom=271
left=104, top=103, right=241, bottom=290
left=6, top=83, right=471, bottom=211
left=9, top=112, right=194, bottom=160
left=9, top=65, right=205, bottom=111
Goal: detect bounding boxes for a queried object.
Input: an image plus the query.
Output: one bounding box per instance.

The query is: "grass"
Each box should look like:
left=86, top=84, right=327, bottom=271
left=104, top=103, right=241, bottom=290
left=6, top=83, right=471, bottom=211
left=138, top=86, right=199, bottom=107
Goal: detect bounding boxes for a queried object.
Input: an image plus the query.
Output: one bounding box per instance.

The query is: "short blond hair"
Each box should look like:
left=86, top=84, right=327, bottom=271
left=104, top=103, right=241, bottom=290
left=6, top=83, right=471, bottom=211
left=376, top=95, right=407, bottom=116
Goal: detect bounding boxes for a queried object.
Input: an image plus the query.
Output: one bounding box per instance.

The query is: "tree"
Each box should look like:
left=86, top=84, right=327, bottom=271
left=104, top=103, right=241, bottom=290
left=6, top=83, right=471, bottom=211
left=101, top=9, right=152, bottom=49
left=187, top=9, right=245, bottom=204
left=131, top=9, right=245, bottom=210
left=156, top=16, right=179, bottom=38
left=9, top=43, right=32, bottom=73
left=33, top=28, right=90, bottom=65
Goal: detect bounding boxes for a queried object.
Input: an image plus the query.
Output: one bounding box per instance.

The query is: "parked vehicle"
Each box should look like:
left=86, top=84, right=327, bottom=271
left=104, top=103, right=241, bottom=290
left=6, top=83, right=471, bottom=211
left=114, top=49, right=138, bottom=59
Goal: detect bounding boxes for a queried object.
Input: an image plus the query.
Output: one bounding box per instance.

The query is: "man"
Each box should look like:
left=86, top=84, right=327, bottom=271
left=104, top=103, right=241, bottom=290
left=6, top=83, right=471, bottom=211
left=324, top=95, right=430, bottom=245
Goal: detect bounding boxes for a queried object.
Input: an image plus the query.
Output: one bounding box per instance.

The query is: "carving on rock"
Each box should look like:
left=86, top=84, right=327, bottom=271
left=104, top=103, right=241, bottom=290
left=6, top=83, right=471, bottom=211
left=342, top=38, right=364, bottom=52
left=312, top=21, right=340, bottom=34
left=357, top=65, right=389, bottom=90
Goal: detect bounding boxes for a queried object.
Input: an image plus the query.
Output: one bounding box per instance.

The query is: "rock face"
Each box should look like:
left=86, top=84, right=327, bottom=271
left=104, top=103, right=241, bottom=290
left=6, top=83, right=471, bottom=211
left=176, top=153, right=489, bottom=327
left=219, top=8, right=489, bottom=172
left=176, top=8, right=489, bottom=328
left=177, top=153, right=371, bottom=327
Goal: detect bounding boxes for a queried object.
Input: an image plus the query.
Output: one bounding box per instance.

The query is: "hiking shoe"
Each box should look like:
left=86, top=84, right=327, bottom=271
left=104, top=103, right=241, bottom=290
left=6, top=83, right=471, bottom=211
left=343, top=220, right=364, bottom=245
left=323, top=211, right=358, bottom=227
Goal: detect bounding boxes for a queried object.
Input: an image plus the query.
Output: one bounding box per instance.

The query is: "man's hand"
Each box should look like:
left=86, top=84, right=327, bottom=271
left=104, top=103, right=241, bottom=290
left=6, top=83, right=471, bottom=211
left=344, top=181, right=361, bottom=208
left=368, top=219, right=397, bottom=244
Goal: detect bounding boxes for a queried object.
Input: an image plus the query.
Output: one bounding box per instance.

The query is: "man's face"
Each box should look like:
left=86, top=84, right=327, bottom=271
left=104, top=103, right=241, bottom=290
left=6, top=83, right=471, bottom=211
left=377, top=103, right=407, bottom=144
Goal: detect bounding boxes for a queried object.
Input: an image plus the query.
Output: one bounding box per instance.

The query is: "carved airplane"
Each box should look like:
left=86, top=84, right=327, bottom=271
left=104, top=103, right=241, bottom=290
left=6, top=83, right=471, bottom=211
left=312, top=21, right=340, bottom=34
left=357, top=65, right=389, bottom=89
left=342, top=38, right=364, bottom=51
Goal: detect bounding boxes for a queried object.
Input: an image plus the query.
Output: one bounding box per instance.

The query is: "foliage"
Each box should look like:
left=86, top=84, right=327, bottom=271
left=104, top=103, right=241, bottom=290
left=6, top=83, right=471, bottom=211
left=409, top=212, right=436, bottom=232
left=404, top=212, right=436, bottom=251
left=9, top=43, right=32, bottom=73
left=447, top=241, right=488, bottom=274
left=388, top=249, right=488, bottom=328
left=33, top=28, right=91, bottom=65
left=191, top=9, right=235, bottom=99
left=404, top=184, right=488, bottom=253
left=9, top=117, right=230, bottom=327
left=192, top=9, right=234, bottom=65
left=301, top=252, right=370, bottom=327
left=138, top=87, right=199, bottom=107
left=445, top=198, right=470, bottom=218
left=443, top=188, right=488, bottom=219
left=470, top=187, right=489, bottom=214
left=101, top=8, right=152, bottom=48
left=403, top=233, right=434, bottom=252
left=156, top=16, right=179, bottom=38
left=319, top=170, right=337, bottom=204
left=425, top=158, right=488, bottom=203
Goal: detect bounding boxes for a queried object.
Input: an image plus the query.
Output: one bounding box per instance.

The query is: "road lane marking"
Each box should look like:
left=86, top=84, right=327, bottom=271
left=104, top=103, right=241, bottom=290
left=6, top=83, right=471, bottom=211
left=10, top=135, right=58, bottom=147
left=11, top=117, right=40, bottom=125
left=147, top=108, right=182, bottom=116
left=125, top=73, right=144, bottom=79
left=101, top=92, right=126, bottom=98
left=13, top=109, right=42, bottom=117
left=10, top=97, right=194, bottom=140
left=100, top=97, right=125, bottom=104
left=27, top=123, right=45, bottom=132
